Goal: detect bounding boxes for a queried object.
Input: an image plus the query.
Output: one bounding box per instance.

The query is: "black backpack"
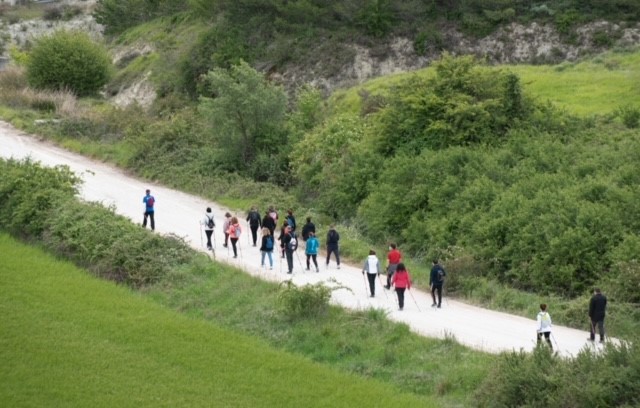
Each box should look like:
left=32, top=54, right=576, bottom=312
left=288, top=232, right=298, bottom=251
left=437, top=268, right=446, bottom=283
left=206, top=215, right=215, bottom=229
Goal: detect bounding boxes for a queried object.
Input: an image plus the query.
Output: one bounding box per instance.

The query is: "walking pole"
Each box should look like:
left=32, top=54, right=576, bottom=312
left=550, top=332, right=559, bottom=350
left=408, top=288, right=422, bottom=312
left=362, top=271, right=369, bottom=296
left=377, top=273, right=389, bottom=299
left=295, top=251, right=305, bottom=272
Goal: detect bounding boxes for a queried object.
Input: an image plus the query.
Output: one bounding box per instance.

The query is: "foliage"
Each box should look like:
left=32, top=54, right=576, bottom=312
left=277, top=280, right=333, bottom=319
left=475, top=342, right=640, bottom=407
left=198, top=61, right=289, bottom=183
left=617, top=104, right=640, bottom=129
left=26, top=30, right=112, bottom=97
left=94, top=0, right=189, bottom=35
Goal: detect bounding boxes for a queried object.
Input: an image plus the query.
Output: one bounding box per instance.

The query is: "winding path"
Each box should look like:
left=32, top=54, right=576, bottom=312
left=1, top=120, right=603, bottom=357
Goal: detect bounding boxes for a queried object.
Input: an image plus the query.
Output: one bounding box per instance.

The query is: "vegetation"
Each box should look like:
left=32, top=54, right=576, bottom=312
left=0, top=233, right=431, bottom=407
left=26, top=30, right=112, bottom=97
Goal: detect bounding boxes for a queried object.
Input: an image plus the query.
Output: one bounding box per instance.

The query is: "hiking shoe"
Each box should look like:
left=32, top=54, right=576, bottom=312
left=587, top=338, right=595, bottom=342
left=207, top=246, right=212, bottom=250
left=233, top=255, right=237, bottom=258
left=384, top=285, right=390, bottom=290
left=305, top=267, right=310, bottom=271
left=337, top=265, right=340, bottom=269
left=437, top=305, right=441, bottom=308
left=270, top=266, right=273, bottom=270
left=316, top=268, right=319, bottom=273
left=431, top=303, right=437, bottom=307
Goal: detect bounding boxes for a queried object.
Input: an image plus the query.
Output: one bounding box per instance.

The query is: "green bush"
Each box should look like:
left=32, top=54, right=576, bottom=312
left=26, top=30, right=112, bottom=97
left=617, top=104, right=640, bottom=129
left=278, top=281, right=332, bottom=319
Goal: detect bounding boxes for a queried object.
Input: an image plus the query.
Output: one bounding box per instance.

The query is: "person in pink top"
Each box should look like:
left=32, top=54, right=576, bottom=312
left=391, top=262, right=411, bottom=311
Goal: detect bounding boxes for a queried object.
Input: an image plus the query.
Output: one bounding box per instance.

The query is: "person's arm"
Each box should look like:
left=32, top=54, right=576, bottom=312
left=589, top=297, right=594, bottom=318
left=363, top=260, right=368, bottom=274
left=536, top=313, right=542, bottom=332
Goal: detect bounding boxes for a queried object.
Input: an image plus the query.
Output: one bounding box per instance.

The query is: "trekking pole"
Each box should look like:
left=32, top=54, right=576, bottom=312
left=295, top=251, right=305, bottom=272
left=408, top=288, right=422, bottom=312
left=377, top=273, right=389, bottom=299
left=550, top=332, right=559, bottom=350
left=362, top=271, right=369, bottom=296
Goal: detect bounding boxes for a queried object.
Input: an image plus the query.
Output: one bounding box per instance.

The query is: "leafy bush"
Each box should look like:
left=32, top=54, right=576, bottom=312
left=278, top=280, right=332, bottom=319
left=26, top=30, right=112, bottom=97
left=94, top=0, right=189, bottom=35
left=617, top=104, right=640, bottom=129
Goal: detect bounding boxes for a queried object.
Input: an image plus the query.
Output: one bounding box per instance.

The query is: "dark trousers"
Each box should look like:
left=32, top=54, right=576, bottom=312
left=250, top=225, right=259, bottom=245
left=590, top=319, right=605, bottom=341
left=326, top=246, right=340, bottom=266
left=224, top=233, right=229, bottom=247
left=537, top=331, right=553, bottom=349
left=230, top=238, right=238, bottom=257
left=286, top=249, right=294, bottom=273
left=142, top=211, right=155, bottom=230
left=366, top=273, right=376, bottom=296
left=431, top=284, right=443, bottom=306
left=205, top=230, right=213, bottom=248
left=396, top=288, right=406, bottom=309
left=386, top=263, right=398, bottom=287
left=306, top=254, right=318, bottom=269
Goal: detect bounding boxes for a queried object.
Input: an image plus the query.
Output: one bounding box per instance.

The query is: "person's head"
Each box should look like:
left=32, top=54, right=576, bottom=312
left=389, top=243, right=396, bottom=250
left=268, top=206, right=274, bottom=212
left=285, top=225, right=291, bottom=233
left=231, top=216, right=238, bottom=224
left=432, top=259, right=439, bottom=265
left=396, top=262, right=406, bottom=272
left=282, top=221, right=288, bottom=227
left=369, top=249, right=376, bottom=256
left=251, top=205, right=256, bottom=211
left=329, top=224, right=335, bottom=230
left=145, top=189, right=150, bottom=194
left=594, top=288, right=602, bottom=294
left=288, top=209, right=293, bottom=215
left=262, top=227, right=270, bottom=236
left=206, top=207, right=212, bottom=213
left=306, top=217, right=311, bottom=223
left=309, top=231, right=315, bottom=237
left=540, top=303, right=547, bottom=312
left=225, top=212, right=231, bottom=218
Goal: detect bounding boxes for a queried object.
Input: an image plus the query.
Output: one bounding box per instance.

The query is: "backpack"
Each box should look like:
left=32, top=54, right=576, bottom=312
left=233, top=225, right=241, bottom=238
left=206, top=215, right=214, bottom=229
left=288, top=232, right=298, bottom=251
left=328, top=230, right=338, bottom=244
left=249, top=211, right=260, bottom=225
left=146, top=196, right=155, bottom=208
left=437, top=268, right=446, bottom=283
left=265, top=236, right=274, bottom=250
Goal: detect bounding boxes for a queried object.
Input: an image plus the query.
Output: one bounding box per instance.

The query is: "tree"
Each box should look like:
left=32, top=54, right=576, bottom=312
left=198, top=61, right=288, bottom=180
left=26, top=31, right=112, bottom=97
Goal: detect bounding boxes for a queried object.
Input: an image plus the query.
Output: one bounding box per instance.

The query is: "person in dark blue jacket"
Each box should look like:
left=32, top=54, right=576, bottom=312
left=142, top=189, right=155, bottom=230
left=429, top=259, right=446, bottom=308
left=589, top=288, right=607, bottom=343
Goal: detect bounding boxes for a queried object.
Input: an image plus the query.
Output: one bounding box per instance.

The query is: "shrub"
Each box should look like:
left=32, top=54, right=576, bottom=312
left=277, top=281, right=332, bottom=319
left=26, top=30, right=112, bottom=97
left=617, top=104, right=640, bottom=129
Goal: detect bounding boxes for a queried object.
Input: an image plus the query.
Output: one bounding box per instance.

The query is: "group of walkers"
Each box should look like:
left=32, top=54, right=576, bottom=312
left=145, top=190, right=610, bottom=347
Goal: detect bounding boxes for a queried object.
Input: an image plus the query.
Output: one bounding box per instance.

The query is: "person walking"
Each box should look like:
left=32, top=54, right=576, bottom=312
left=222, top=212, right=232, bottom=248
left=278, top=221, right=289, bottom=259
left=260, top=227, right=274, bottom=270
left=227, top=216, right=242, bottom=258
left=268, top=206, right=278, bottom=225
left=285, top=209, right=296, bottom=232
left=305, top=231, right=320, bottom=272
left=282, top=225, right=295, bottom=274
left=362, top=250, right=380, bottom=297
left=391, top=263, right=411, bottom=310
left=201, top=207, right=215, bottom=250
left=142, top=189, right=155, bottom=230
left=262, top=210, right=276, bottom=238
left=385, top=243, right=402, bottom=289
left=430, top=259, right=446, bottom=308
left=326, top=225, right=340, bottom=269
left=301, top=217, right=316, bottom=242
left=246, top=206, right=262, bottom=247
left=589, top=288, right=607, bottom=343
left=536, top=303, right=553, bottom=350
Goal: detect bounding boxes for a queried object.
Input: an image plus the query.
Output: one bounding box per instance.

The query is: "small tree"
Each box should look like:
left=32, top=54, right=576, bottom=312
left=27, top=30, right=112, bottom=97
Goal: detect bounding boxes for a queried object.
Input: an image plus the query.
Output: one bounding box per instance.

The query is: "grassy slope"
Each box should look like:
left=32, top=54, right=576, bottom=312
left=331, top=49, right=640, bottom=117
left=0, top=233, right=431, bottom=407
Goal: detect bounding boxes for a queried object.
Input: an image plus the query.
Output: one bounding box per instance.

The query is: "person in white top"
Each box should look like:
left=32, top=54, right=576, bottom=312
left=201, top=207, right=215, bottom=250
left=362, top=250, right=380, bottom=297
left=536, top=303, right=553, bottom=350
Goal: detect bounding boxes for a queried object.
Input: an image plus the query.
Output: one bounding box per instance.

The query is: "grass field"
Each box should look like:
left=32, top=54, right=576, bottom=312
left=331, top=49, right=640, bottom=117
left=0, top=233, right=432, bottom=407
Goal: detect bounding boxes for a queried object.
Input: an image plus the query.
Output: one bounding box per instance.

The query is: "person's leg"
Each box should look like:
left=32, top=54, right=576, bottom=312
left=286, top=250, right=293, bottom=273
left=231, top=238, right=238, bottom=257
left=149, top=212, right=155, bottom=230
left=306, top=254, right=310, bottom=270
left=537, top=332, right=542, bottom=345
left=205, top=230, right=213, bottom=248
left=597, top=319, right=605, bottom=342
left=431, top=285, right=437, bottom=306
left=224, top=233, right=229, bottom=247
left=335, top=247, right=340, bottom=268
left=544, top=332, right=553, bottom=349
left=251, top=226, right=258, bottom=246
left=142, top=211, right=148, bottom=228
left=590, top=319, right=596, bottom=341
left=267, top=251, right=273, bottom=268
left=326, top=248, right=333, bottom=266
left=311, top=254, right=318, bottom=271
left=397, top=288, right=405, bottom=309
left=261, top=251, right=266, bottom=266
left=367, top=273, right=376, bottom=296
left=436, top=285, right=443, bottom=307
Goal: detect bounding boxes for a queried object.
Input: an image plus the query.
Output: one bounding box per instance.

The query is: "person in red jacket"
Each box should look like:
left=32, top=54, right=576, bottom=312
left=385, top=243, right=402, bottom=289
left=391, top=262, right=411, bottom=311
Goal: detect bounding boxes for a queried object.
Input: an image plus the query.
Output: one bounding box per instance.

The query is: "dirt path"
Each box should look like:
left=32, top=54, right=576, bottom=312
left=1, top=121, right=601, bottom=357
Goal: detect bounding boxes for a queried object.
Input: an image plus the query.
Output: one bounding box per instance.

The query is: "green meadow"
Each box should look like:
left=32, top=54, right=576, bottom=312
left=0, top=233, right=431, bottom=407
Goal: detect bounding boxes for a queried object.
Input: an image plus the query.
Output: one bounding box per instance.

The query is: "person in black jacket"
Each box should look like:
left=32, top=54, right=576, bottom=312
left=262, top=210, right=276, bottom=238
left=588, top=288, right=607, bottom=343
left=325, top=225, right=340, bottom=269
left=246, top=206, right=262, bottom=246
left=429, top=259, right=446, bottom=308
left=301, top=217, right=315, bottom=242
